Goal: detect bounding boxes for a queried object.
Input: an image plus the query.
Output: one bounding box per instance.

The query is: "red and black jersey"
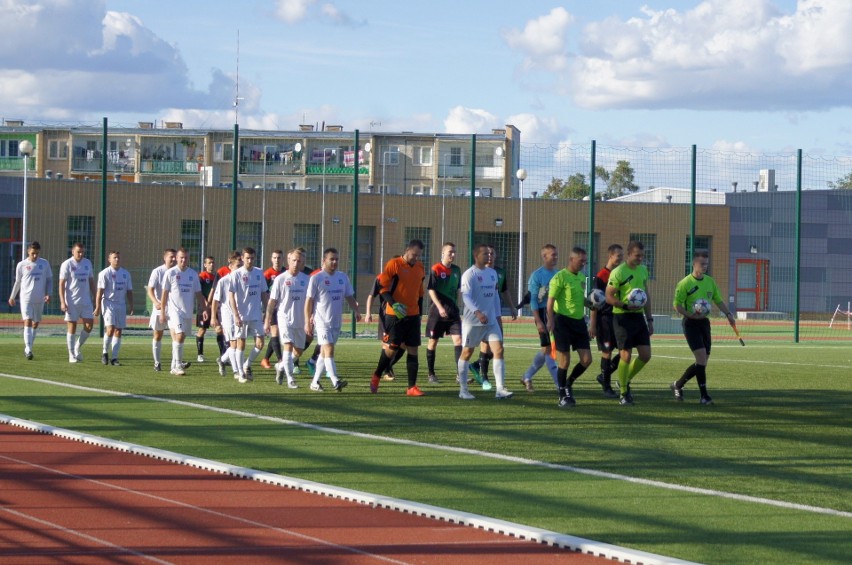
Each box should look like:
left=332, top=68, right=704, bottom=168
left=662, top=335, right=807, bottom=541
left=263, top=267, right=284, bottom=290
left=595, top=266, right=614, bottom=315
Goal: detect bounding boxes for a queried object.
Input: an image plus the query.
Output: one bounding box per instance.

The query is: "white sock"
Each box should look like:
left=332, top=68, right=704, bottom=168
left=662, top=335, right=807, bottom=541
left=153, top=340, right=162, bottom=364
left=228, top=347, right=239, bottom=373
left=172, top=341, right=180, bottom=370
left=66, top=333, right=75, bottom=355
left=247, top=346, right=261, bottom=365
left=31, top=327, right=37, bottom=347
left=111, top=338, right=121, bottom=360
left=493, top=358, right=505, bottom=390
left=103, top=334, right=112, bottom=354
left=457, top=358, right=469, bottom=393
left=312, top=356, right=326, bottom=385
left=325, top=357, right=338, bottom=385
left=237, top=349, right=246, bottom=372
left=23, top=327, right=34, bottom=351
left=285, top=350, right=294, bottom=379
left=77, top=330, right=90, bottom=352
left=177, top=341, right=184, bottom=367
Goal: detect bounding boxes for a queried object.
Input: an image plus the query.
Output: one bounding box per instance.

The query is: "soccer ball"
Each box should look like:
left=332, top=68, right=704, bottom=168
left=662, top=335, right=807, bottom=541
left=693, top=298, right=711, bottom=317
left=626, top=288, right=647, bottom=308
left=587, top=289, right=607, bottom=310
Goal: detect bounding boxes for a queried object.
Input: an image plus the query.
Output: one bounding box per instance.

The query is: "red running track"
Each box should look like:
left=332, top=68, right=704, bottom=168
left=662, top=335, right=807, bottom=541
left=0, top=425, right=612, bottom=564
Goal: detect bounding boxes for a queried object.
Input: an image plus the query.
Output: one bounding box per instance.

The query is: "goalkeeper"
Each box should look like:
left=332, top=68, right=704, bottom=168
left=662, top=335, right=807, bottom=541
left=370, top=239, right=427, bottom=396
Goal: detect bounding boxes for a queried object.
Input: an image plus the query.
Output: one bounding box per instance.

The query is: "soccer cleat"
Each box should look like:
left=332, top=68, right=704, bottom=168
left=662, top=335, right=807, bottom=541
left=292, top=363, right=301, bottom=375
left=260, top=358, right=271, bottom=369
left=558, top=397, right=574, bottom=408
left=495, top=388, right=514, bottom=400
left=671, top=381, right=684, bottom=401
left=243, top=365, right=254, bottom=381
left=170, top=367, right=186, bottom=376
left=101, top=353, right=109, bottom=365
left=370, top=374, right=380, bottom=393
left=700, top=395, right=714, bottom=405
left=481, top=378, right=493, bottom=391
left=69, top=355, right=78, bottom=363
left=275, top=367, right=284, bottom=385
left=619, top=391, right=634, bottom=406
left=110, top=359, right=121, bottom=366
left=521, top=378, right=534, bottom=392
left=154, top=362, right=162, bottom=372
left=333, top=379, right=348, bottom=392
left=217, top=359, right=226, bottom=376
left=603, top=388, right=619, bottom=399
left=468, top=361, right=483, bottom=384
left=181, top=361, right=192, bottom=370
left=406, top=386, right=425, bottom=397
left=310, top=382, right=324, bottom=392
left=595, top=373, right=606, bottom=389
left=25, top=351, right=33, bottom=360
left=287, top=380, right=298, bottom=389
left=197, top=355, right=205, bottom=363
left=236, top=374, right=249, bottom=384
left=74, top=352, right=83, bottom=362
left=382, top=369, right=395, bottom=381
left=428, top=373, right=440, bottom=384
left=307, top=358, right=317, bottom=372
left=459, top=390, right=475, bottom=400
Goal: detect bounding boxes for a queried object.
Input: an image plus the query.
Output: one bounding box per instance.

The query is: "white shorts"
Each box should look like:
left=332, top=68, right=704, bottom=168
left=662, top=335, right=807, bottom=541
left=315, top=325, right=340, bottom=346
left=220, top=316, right=236, bottom=341
left=103, top=303, right=127, bottom=329
left=234, top=319, right=265, bottom=341
left=20, top=301, right=44, bottom=323
left=149, top=310, right=168, bottom=332
left=64, top=302, right=94, bottom=322
left=168, top=315, right=192, bottom=335
left=462, top=322, right=502, bottom=348
left=279, top=324, right=307, bottom=350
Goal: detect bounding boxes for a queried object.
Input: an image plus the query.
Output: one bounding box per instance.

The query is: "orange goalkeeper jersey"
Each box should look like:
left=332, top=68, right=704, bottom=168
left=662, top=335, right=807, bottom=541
left=379, top=256, right=425, bottom=317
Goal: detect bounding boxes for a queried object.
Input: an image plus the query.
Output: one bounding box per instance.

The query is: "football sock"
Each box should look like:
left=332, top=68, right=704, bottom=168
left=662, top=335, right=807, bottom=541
left=312, top=356, right=326, bottom=385
left=311, top=345, right=320, bottom=362
left=426, top=348, right=436, bottom=374
left=31, top=327, right=37, bottom=347
left=284, top=350, right=294, bottom=378
left=480, top=350, right=493, bottom=378
left=406, top=354, right=419, bottom=388
left=236, top=349, right=246, bottom=373
left=78, top=329, right=90, bottom=350
left=391, top=347, right=405, bottom=367
left=567, top=363, right=588, bottom=385
left=171, top=341, right=180, bottom=370
left=153, top=340, right=161, bottom=364
left=600, top=357, right=611, bottom=385
left=23, top=327, right=34, bottom=351
left=196, top=336, right=203, bottom=356
left=66, top=333, right=75, bottom=355
left=325, top=357, right=338, bottom=384
left=111, top=338, right=121, bottom=360
left=676, top=364, right=698, bottom=388
left=544, top=355, right=559, bottom=386
left=627, top=358, right=647, bottom=382
left=616, top=359, right=630, bottom=395
left=695, top=364, right=708, bottom=397
left=493, top=358, right=505, bottom=390
left=557, top=367, right=568, bottom=393
left=374, top=351, right=393, bottom=376
left=247, top=346, right=261, bottom=366
left=271, top=338, right=282, bottom=363
left=103, top=334, right=112, bottom=355
left=457, top=358, right=470, bottom=393
left=228, top=348, right=239, bottom=373
left=523, top=351, right=545, bottom=381
left=454, top=345, right=463, bottom=366
left=216, top=333, right=227, bottom=355
left=264, top=340, right=274, bottom=360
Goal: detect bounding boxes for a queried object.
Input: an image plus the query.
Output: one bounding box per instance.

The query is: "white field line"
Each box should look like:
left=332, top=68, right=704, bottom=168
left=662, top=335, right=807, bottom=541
left=2, top=373, right=851, bottom=523
left=1, top=414, right=699, bottom=565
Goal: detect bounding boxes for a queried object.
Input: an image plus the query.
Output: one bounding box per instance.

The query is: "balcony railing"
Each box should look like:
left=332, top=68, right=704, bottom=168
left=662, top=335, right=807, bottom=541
left=139, top=160, right=200, bottom=174
left=72, top=157, right=134, bottom=173
left=305, top=165, right=369, bottom=175
left=0, top=157, right=36, bottom=171
left=240, top=160, right=302, bottom=175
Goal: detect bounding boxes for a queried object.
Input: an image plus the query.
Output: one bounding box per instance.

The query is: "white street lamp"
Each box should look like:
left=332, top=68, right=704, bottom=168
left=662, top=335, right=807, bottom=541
left=321, top=146, right=337, bottom=252
left=516, top=168, right=527, bottom=310
left=19, top=140, right=34, bottom=260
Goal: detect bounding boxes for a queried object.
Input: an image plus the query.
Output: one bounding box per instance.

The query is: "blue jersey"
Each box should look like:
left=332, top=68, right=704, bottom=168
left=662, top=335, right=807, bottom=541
left=528, top=266, right=558, bottom=311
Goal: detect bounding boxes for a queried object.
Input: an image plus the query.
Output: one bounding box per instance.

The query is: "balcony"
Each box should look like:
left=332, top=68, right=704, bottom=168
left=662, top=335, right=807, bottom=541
left=72, top=157, right=134, bottom=173
left=240, top=160, right=302, bottom=175
left=139, top=160, right=200, bottom=174
left=0, top=157, right=36, bottom=171
left=306, top=165, right=369, bottom=175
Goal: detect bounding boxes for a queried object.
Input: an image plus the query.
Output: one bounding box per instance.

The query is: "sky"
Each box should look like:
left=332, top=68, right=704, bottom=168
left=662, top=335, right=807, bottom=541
left=3, top=0, right=852, bottom=156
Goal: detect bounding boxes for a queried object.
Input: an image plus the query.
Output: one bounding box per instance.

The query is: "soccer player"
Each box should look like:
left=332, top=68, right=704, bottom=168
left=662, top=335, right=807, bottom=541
left=147, top=249, right=177, bottom=371
left=58, top=242, right=95, bottom=362
left=159, top=248, right=208, bottom=376
left=260, top=250, right=285, bottom=370
left=520, top=244, right=560, bottom=392
left=195, top=256, right=217, bottom=363
left=589, top=244, right=623, bottom=398
left=364, top=269, right=403, bottom=381
left=470, top=244, right=517, bottom=388
left=8, top=241, right=52, bottom=360
left=605, top=240, right=653, bottom=405
left=456, top=244, right=513, bottom=400
left=369, top=240, right=426, bottom=396
left=211, top=251, right=242, bottom=377
left=546, top=247, right=593, bottom=408
left=228, top=247, right=268, bottom=383
left=425, top=242, right=462, bottom=385
left=94, top=251, right=133, bottom=366
left=672, top=250, right=737, bottom=405
left=265, top=248, right=309, bottom=388
left=304, top=248, right=361, bottom=391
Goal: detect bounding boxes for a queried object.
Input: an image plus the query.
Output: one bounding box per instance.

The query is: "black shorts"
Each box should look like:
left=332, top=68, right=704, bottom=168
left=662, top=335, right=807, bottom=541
left=536, top=308, right=552, bottom=347
left=553, top=313, right=590, bottom=352
left=683, top=317, right=712, bottom=354
left=613, top=314, right=651, bottom=350
left=425, top=304, right=461, bottom=339
left=595, top=313, right=616, bottom=353
left=267, top=310, right=279, bottom=327
left=383, top=315, right=422, bottom=348
left=376, top=311, right=387, bottom=342
left=195, top=309, right=210, bottom=329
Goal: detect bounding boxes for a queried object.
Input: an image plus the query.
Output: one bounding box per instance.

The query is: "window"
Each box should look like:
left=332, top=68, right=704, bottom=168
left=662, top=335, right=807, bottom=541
left=416, top=146, right=433, bottom=166
left=450, top=147, right=463, bottom=166
left=572, top=231, right=600, bottom=271
left=684, top=236, right=712, bottom=275
left=294, top=223, right=320, bottom=270
left=181, top=220, right=208, bottom=268
left=214, top=142, right=233, bottom=161
left=380, top=146, right=399, bottom=166
left=404, top=227, right=432, bottom=266
left=6, top=140, right=20, bottom=157
left=0, top=218, right=21, bottom=242
left=67, top=216, right=95, bottom=252
left=236, top=221, right=262, bottom=252
left=628, top=233, right=657, bottom=279
left=48, top=140, right=68, bottom=160
left=357, top=226, right=375, bottom=274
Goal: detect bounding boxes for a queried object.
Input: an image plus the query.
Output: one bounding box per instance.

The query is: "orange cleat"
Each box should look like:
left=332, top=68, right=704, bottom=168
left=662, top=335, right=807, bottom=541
left=406, top=386, right=425, bottom=397
left=260, top=358, right=272, bottom=369
left=370, top=374, right=380, bottom=393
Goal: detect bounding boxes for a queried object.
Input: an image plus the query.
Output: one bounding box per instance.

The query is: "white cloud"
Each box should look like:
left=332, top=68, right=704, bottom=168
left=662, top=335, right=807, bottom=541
left=275, top=0, right=315, bottom=24
left=275, top=0, right=365, bottom=26
left=505, top=112, right=560, bottom=144
left=711, top=140, right=755, bottom=153
left=505, top=0, right=852, bottom=111
left=321, top=3, right=366, bottom=27
left=443, top=106, right=499, bottom=134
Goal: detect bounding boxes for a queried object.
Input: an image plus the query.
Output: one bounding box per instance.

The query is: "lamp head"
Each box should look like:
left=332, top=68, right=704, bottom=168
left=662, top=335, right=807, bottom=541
left=18, top=140, right=33, bottom=156
left=516, top=168, right=527, bottom=181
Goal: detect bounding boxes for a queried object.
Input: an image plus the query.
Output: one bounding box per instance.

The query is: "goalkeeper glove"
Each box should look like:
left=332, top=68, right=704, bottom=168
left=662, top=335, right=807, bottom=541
left=391, top=302, right=407, bottom=319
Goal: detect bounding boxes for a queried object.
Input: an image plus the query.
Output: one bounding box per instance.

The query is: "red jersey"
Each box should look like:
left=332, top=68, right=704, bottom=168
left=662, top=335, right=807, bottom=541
left=263, top=267, right=284, bottom=290
left=217, top=265, right=231, bottom=279
left=379, top=256, right=425, bottom=317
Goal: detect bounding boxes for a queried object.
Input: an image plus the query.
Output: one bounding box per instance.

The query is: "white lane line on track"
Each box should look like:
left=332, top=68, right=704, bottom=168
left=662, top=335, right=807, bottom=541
left=0, top=452, right=410, bottom=565
left=2, top=373, right=850, bottom=522
left=0, top=506, right=174, bottom=565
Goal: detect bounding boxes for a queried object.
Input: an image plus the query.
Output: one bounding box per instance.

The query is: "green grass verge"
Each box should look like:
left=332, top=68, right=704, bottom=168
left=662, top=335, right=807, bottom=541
left=0, top=336, right=850, bottom=564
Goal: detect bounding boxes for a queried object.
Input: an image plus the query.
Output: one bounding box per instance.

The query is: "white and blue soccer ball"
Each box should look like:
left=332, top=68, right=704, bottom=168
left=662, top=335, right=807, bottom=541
left=693, top=298, right=711, bottom=318
left=587, top=289, right=607, bottom=310
left=626, top=288, right=647, bottom=308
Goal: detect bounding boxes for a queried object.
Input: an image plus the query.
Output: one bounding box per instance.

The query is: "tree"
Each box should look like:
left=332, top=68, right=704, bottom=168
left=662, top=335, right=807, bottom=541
left=598, top=160, right=639, bottom=198
left=828, top=172, right=852, bottom=190
left=542, top=173, right=590, bottom=200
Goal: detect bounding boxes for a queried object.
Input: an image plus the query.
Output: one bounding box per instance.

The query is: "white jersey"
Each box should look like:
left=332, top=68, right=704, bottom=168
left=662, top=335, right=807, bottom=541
left=307, top=269, right=354, bottom=329
left=460, top=265, right=501, bottom=326
left=59, top=257, right=94, bottom=307
left=97, top=266, right=133, bottom=306
left=163, top=265, right=201, bottom=319
left=270, top=271, right=309, bottom=328
left=213, top=274, right=233, bottom=324
left=13, top=257, right=52, bottom=303
left=229, top=266, right=266, bottom=322
left=147, top=265, right=168, bottom=306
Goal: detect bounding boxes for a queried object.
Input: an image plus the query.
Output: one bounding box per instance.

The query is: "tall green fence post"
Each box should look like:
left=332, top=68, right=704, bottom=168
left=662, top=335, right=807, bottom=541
left=99, top=117, right=108, bottom=337
left=351, top=129, right=359, bottom=339
left=231, top=123, right=239, bottom=250
left=589, top=140, right=597, bottom=277
left=794, top=149, right=803, bottom=343
left=689, top=144, right=697, bottom=270
left=469, top=134, right=476, bottom=262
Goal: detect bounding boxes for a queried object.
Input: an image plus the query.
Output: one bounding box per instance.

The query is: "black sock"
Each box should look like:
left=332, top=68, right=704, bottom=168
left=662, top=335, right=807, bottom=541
left=374, top=350, right=393, bottom=376
left=567, top=363, right=587, bottom=385
left=695, top=364, right=708, bottom=396
left=480, top=351, right=493, bottom=378
left=407, top=354, right=419, bottom=388
left=216, top=333, right=227, bottom=355
left=454, top=345, right=463, bottom=367
left=196, top=336, right=203, bottom=355
left=273, top=338, right=282, bottom=362
left=426, top=348, right=436, bottom=374
left=677, top=364, right=698, bottom=388
left=264, top=340, right=274, bottom=361
left=391, top=348, right=405, bottom=366
left=557, top=367, right=568, bottom=391
left=311, top=345, right=320, bottom=362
